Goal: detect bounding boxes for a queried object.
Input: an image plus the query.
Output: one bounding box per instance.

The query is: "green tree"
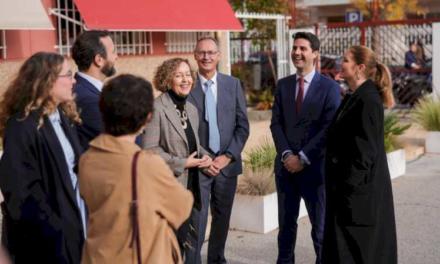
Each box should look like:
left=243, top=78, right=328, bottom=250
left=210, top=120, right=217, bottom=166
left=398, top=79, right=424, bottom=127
left=228, top=0, right=290, bottom=84
left=351, top=0, right=426, bottom=21
left=229, top=0, right=289, bottom=50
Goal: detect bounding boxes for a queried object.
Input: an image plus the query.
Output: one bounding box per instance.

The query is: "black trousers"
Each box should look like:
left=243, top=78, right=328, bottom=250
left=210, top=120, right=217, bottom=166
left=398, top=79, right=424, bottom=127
left=275, top=168, right=325, bottom=264
left=190, top=172, right=237, bottom=264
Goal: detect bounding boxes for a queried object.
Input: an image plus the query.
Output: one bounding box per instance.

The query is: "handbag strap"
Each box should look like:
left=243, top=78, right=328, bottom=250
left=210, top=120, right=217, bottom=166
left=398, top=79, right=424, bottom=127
left=130, top=151, right=142, bottom=264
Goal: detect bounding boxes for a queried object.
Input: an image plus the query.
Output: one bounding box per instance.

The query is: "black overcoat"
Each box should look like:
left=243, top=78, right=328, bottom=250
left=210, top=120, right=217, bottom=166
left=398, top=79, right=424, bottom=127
left=0, top=109, right=84, bottom=263
left=322, top=79, right=397, bottom=264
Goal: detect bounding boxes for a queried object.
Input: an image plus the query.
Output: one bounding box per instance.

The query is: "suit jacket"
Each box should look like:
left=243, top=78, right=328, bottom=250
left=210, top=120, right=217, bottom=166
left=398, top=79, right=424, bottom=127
left=322, top=79, right=397, bottom=264
left=270, top=72, right=340, bottom=183
left=142, top=92, right=209, bottom=187
left=80, top=134, right=193, bottom=264
left=188, top=73, right=249, bottom=177
left=0, top=109, right=84, bottom=264
left=74, top=73, right=102, bottom=150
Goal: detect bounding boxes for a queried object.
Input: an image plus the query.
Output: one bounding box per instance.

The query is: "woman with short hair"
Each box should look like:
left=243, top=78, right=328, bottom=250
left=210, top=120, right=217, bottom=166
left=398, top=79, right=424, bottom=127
left=143, top=58, right=212, bottom=262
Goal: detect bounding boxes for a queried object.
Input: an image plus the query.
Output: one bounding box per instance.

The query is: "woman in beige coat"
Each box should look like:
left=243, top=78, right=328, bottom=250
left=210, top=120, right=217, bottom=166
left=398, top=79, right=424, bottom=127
left=79, top=74, right=193, bottom=264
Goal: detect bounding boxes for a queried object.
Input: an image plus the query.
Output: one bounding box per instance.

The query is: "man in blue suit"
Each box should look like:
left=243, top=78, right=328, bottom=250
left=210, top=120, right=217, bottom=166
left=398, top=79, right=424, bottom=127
left=189, top=36, right=249, bottom=264
left=270, top=32, right=341, bottom=264
left=72, top=30, right=118, bottom=149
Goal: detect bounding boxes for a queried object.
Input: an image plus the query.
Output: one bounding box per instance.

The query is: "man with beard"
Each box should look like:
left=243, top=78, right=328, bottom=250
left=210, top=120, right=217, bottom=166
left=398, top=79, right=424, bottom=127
left=72, top=30, right=118, bottom=149
left=270, top=32, right=340, bottom=264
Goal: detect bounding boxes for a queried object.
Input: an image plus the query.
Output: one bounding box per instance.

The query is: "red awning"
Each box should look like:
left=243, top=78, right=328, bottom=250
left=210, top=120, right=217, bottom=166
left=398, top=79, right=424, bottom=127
left=73, top=0, right=242, bottom=31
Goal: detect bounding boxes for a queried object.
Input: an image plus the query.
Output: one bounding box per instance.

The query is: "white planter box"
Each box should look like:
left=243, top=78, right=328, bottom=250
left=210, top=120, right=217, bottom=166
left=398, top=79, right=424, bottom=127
left=230, top=192, right=278, bottom=234
left=425, top=131, right=440, bottom=154
left=387, top=149, right=406, bottom=179
left=230, top=192, right=308, bottom=234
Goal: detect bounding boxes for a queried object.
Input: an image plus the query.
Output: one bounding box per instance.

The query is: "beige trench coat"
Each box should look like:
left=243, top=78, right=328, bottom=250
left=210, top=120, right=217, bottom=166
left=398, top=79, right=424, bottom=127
left=79, top=134, right=193, bottom=264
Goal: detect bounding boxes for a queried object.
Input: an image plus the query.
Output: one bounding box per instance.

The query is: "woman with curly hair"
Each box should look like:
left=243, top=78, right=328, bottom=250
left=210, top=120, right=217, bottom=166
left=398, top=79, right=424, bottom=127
left=143, top=58, right=212, bottom=263
left=0, top=52, right=86, bottom=263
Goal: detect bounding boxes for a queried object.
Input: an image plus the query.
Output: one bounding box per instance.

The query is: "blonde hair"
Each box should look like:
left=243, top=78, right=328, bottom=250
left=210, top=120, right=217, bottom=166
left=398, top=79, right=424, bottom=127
left=0, top=52, right=81, bottom=137
left=349, top=45, right=395, bottom=108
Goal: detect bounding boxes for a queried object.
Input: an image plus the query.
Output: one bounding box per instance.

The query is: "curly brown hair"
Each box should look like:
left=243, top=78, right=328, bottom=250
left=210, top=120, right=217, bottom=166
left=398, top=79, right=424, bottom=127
left=0, top=52, right=81, bottom=137
left=153, top=58, right=195, bottom=93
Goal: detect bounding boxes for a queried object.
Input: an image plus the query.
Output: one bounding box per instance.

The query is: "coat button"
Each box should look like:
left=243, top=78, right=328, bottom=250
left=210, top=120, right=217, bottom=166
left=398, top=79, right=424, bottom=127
left=331, top=157, right=338, bottom=164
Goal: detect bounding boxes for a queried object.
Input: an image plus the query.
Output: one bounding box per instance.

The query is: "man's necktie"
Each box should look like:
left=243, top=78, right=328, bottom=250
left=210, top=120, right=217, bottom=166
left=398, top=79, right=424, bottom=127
left=204, top=80, right=220, bottom=153
left=296, top=76, right=304, bottom=113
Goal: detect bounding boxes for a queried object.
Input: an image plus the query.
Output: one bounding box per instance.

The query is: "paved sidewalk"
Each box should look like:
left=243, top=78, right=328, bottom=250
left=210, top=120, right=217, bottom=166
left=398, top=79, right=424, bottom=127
left=201, top=154, right=440, bottom=264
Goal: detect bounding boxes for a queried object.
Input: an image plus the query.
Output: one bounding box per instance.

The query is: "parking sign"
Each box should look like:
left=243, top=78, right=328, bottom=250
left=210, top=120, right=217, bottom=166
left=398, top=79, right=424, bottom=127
left=346, top=11, right=362, bottom=23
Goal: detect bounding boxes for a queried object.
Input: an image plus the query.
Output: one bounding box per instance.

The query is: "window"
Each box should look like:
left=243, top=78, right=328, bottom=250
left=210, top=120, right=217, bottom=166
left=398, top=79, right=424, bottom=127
left=52, top=0, right=153, bottom=56
left=0, top=30, right=6, bottom=59
left=110, top=31, right=153, bottom=55
left=53, top=0, right=84, bottom=56
left=166, top=32, right=214, bottom=53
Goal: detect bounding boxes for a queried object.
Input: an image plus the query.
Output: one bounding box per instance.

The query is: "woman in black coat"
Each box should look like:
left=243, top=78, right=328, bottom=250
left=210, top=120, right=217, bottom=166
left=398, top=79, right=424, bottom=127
left=0, top=52, right=85, bottom=263
left=322, top=45, right=397, bottom=264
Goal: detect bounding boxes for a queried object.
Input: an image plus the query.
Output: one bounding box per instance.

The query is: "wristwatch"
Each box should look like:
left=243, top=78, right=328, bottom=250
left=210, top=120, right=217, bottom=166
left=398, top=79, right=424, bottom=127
left=224, top=152, right=234, bottom=160
left=281, top=152, right=293, bottom=163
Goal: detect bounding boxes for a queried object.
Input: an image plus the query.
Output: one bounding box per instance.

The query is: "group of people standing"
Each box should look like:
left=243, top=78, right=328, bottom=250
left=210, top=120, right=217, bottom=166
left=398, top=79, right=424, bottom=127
left=0, top=30, right=397, bottom=264
left=0, top=32, right=249, bottom=264
left=271, top=32, right=397, bottom=264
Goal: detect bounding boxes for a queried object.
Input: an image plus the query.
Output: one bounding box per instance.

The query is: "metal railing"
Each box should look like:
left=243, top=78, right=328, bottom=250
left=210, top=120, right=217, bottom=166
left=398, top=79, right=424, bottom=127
left=51, top=0, right=153, bottom=56
left=165, top=32, right=213, bottom=53
left=317, top=19, right=439, bottom=107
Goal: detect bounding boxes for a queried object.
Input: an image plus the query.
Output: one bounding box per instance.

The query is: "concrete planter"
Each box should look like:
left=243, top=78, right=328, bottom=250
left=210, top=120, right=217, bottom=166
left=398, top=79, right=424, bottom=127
left=229, top=148, right=407, bottom=234
left=247, top=109, right=272, bottom=121
left=387, top=149, right=406, bottom=179
left=230, top=192, right=308, bottom=234
left=230, top=192, right=278, bottom=234
left=425, top=131, right=440, bottom=154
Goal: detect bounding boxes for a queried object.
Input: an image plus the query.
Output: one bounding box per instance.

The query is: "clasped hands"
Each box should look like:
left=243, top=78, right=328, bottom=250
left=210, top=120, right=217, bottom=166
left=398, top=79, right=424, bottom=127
left=185, top=152, right=231, bottom=177
left=283, top=154, right=304, bottom=174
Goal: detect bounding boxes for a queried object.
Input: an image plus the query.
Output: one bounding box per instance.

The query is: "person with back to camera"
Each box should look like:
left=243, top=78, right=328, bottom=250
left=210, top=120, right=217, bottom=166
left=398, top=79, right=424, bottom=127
left=79, top=74, right=193, bottom=264
left=322, top=45, right=397, bottom=264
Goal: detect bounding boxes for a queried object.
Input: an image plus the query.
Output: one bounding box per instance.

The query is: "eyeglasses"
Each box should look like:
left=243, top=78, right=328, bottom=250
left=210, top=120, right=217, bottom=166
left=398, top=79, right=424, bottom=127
left=195, top=50, right=219, bottom=58
left=58, top=71, right=73, bottom=79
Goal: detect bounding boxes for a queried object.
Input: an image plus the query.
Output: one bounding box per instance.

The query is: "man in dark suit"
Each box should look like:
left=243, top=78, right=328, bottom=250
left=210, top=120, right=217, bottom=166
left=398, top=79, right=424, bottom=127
left=270, top=32, right=341, bottom=264
left=72, top=30, right=118, bottom=149
left=188, top=36, right=249, bottom=264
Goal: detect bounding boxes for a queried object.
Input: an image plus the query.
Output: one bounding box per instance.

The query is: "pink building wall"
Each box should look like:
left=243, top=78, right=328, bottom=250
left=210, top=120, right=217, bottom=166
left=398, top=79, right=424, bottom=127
left=4, top=0, right=57, bottom=60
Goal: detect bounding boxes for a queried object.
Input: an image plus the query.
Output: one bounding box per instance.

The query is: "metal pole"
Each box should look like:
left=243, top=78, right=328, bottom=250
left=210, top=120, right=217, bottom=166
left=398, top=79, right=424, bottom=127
left=2, top=30, right=6, bottom=59
left=289, top=0, right=296, bottom=28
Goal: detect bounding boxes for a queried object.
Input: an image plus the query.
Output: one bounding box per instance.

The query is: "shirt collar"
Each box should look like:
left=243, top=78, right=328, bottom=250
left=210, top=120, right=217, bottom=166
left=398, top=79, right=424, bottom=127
left=77, top=72, right=104, bottom=92
left=198, top=72, right=218, bottom=87
left=48, top=109, right=61, bottom=124
left=297, top=69, right=316, bottom=84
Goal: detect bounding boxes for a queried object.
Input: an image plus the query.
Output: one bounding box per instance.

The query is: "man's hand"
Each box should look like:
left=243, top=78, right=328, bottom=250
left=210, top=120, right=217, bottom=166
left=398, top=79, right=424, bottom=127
left=204, top=165, right=220, bottom=177
left=203, top=155, right=232, bottom=177
left=213, top=155, right=232, bottom=170
left=283, top=154, right=304, bottom=174
left=198, top=155, right=212, bottom=169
